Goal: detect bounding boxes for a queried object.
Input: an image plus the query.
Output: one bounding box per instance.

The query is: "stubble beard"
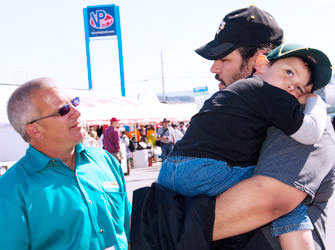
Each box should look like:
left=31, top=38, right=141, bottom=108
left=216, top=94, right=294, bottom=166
left=216, top=62, right=253, bottom=89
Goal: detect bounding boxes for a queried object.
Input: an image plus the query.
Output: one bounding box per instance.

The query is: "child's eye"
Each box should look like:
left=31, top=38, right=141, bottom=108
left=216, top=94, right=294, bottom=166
left=286, top=70, right=294, bottom=77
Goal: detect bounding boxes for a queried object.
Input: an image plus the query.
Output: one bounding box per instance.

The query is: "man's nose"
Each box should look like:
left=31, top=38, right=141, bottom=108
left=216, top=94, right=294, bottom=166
left=70, top=105, right=81, bottom=118
left=210, top=60, right=221, bottom=73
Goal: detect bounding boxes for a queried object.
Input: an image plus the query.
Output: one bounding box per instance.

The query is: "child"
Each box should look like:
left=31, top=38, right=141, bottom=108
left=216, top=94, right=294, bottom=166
left=158, top=43, right=332, bottom=250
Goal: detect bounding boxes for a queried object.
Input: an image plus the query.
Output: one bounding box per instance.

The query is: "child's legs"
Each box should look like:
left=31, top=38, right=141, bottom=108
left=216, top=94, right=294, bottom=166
left=279, top=230, right=315, bottom=250
left=271, top=203, right=314, bottom=249
left=158, top=156, right=255, bottom=197
left=271, top=203, right=314, bottom=236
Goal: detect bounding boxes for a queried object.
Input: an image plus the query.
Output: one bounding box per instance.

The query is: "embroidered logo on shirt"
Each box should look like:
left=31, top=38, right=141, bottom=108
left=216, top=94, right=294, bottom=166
left=103, top=182, right=119, bottom=189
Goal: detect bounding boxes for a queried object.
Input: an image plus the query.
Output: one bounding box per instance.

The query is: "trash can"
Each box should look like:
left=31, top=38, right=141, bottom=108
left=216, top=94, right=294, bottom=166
left=133, top=149, right=148, bottom=168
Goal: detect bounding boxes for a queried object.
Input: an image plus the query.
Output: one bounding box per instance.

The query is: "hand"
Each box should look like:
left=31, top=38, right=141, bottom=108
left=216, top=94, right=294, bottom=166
left=298, top=93, right=317, bottom=104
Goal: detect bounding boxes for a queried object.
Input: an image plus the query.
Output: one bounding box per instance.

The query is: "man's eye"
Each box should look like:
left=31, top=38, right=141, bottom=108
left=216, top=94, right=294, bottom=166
left=286, top=70, right=293, bottom=77
left=297, top=86, right=304, bottom=93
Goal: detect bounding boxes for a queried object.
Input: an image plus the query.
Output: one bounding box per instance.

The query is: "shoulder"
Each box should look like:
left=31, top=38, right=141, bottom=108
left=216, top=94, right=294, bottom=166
left=225, top=76, right=264, bottom=91
left=0, top=158, right=29, bottom=202
left=84, top=146, right=108, bottom=158
left=103, top=126, right=111, bottom=134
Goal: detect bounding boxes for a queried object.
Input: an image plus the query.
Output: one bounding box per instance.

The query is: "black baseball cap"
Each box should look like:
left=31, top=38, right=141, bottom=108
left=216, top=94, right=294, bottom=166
left=267, top=43, right=333, bottom=91
left=196, top=5, right=283, bottom=60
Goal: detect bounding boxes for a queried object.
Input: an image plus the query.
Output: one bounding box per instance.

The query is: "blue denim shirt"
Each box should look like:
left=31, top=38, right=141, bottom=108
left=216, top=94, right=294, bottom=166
left=0, top=143, right=131, bottom=250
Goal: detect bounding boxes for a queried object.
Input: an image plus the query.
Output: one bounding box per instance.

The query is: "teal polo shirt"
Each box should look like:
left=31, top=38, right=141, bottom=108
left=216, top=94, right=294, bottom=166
left=0, top=143, right=131, bottom=250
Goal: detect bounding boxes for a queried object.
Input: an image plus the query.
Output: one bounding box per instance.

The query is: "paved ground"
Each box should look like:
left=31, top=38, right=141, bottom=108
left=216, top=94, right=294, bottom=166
left=125, top=163, right=335, bottom=248
left=124, top=162, right=161, bottom=202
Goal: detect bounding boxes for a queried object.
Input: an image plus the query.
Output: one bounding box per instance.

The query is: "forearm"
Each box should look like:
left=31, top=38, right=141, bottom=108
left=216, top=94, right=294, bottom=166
left=213, top=175, right=307, bottom=241
left=290, top=96, right=326, bottom=145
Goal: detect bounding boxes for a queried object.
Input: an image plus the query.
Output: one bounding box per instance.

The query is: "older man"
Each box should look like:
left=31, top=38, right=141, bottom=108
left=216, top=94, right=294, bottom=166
left=0, top=78, right=131, bottom=250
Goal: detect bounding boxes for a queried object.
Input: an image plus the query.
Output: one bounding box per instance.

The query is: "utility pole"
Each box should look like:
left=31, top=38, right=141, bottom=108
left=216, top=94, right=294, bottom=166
left=160, top=50, right=166, bottom=103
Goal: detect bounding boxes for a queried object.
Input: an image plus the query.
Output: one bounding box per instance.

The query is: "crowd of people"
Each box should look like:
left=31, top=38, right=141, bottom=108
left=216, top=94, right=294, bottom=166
left=0, top=5, right=335, bottom=250
left=81, top=117, right=189, bottom=168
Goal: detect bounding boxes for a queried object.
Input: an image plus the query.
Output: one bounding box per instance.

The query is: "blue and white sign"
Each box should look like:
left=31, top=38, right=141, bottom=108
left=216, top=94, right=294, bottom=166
left=83, top=5, right=126, bottom=97
left=87, top=6, right=116, bottom=37
left=193, top=86, right=210, bottom=111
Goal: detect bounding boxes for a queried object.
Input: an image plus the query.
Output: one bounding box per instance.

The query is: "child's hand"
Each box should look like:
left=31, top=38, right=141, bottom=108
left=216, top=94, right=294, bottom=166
left=298, top=93, right=317, bottom=104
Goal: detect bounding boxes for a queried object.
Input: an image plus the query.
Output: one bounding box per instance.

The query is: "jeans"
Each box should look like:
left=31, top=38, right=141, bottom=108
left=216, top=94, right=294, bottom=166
left=158, top=155, right=313, bottom=236
left=160, top=142, right=174, bottom=163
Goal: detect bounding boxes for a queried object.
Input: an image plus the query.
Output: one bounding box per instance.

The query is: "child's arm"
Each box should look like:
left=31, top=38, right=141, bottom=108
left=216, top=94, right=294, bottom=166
left=290, top=94, right=327, bottom=145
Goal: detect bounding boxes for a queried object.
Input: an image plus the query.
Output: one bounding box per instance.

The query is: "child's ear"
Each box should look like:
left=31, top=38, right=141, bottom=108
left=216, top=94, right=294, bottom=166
left=255, top=55, right=270, bottom=74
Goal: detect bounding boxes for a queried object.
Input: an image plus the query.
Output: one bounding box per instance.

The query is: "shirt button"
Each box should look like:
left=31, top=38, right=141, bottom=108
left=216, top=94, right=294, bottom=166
left=99, top=228, right=103, bottom=233
left=88, top=200, right=92, bottom=204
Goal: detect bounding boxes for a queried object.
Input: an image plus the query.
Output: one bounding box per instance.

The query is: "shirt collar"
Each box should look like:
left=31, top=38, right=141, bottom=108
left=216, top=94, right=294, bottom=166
left=26, top=143, right=86, bottom=173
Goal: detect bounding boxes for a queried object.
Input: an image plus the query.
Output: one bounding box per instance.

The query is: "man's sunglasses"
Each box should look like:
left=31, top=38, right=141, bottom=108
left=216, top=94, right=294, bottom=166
left=28, top=97, right=80, bottom=124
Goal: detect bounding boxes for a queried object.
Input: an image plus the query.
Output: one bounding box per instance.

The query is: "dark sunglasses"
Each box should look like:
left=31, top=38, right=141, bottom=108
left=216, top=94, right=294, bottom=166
left=28, top=97, right=80, bottom=124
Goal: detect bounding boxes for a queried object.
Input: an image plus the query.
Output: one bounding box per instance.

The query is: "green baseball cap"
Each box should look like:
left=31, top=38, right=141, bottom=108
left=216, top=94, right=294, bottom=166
left=267, top=43, right=332, bottom=91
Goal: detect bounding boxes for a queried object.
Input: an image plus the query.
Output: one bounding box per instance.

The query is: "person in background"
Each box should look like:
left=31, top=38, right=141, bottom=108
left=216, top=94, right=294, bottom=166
left=139, top=127, right=148, bottom=144
left=0, top=77, right=131, bottom=250
left=120, top=127, right=130, bottom=148
left=172, top=123, right=184, bottom=142
left=96, top=125, right=103, bottom=138
left=120, top=127, right=132, bottom=175
left=146, top=125, right=156, bottom=146
left=129, top=128, right=140, bottom=142
left=156, top=118, right=176, bottom=162
left=103, top=117, right=122, bottom=163
left=179, top=121, right=187, bottom=134
left=83, top=129, right=99, bottom=148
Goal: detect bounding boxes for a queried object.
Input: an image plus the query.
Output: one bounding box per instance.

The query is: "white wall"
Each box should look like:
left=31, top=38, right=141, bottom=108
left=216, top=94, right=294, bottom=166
left=0, top=124, right=28, bottom=162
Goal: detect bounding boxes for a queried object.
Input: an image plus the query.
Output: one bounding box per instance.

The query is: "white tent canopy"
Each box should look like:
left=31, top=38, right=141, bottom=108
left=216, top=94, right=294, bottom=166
left=66, top=88, right=197, bottom=125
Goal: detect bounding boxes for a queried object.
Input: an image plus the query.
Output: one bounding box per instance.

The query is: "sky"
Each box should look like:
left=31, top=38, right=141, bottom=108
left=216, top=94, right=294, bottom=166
left=1, top=0, right=335, bottom=98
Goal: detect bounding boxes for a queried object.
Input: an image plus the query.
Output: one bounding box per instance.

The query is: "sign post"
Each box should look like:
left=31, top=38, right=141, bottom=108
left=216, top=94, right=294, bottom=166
left=83, top=5, right=126, bottom=96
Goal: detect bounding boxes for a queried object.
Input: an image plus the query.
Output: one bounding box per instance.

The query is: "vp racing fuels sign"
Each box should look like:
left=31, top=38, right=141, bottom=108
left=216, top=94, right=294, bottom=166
left=87, top=6, right=116, bottom=37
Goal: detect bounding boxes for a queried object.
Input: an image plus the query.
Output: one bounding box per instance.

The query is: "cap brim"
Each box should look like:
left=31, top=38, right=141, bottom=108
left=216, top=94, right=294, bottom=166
left=195, top=39, right=237, bottom=60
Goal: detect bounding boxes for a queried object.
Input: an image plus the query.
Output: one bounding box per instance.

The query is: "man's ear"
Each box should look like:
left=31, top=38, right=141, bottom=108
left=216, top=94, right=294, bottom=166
left=25, top=123, right=43, bottom=140
left=255, top=55, right=270, bottom=74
